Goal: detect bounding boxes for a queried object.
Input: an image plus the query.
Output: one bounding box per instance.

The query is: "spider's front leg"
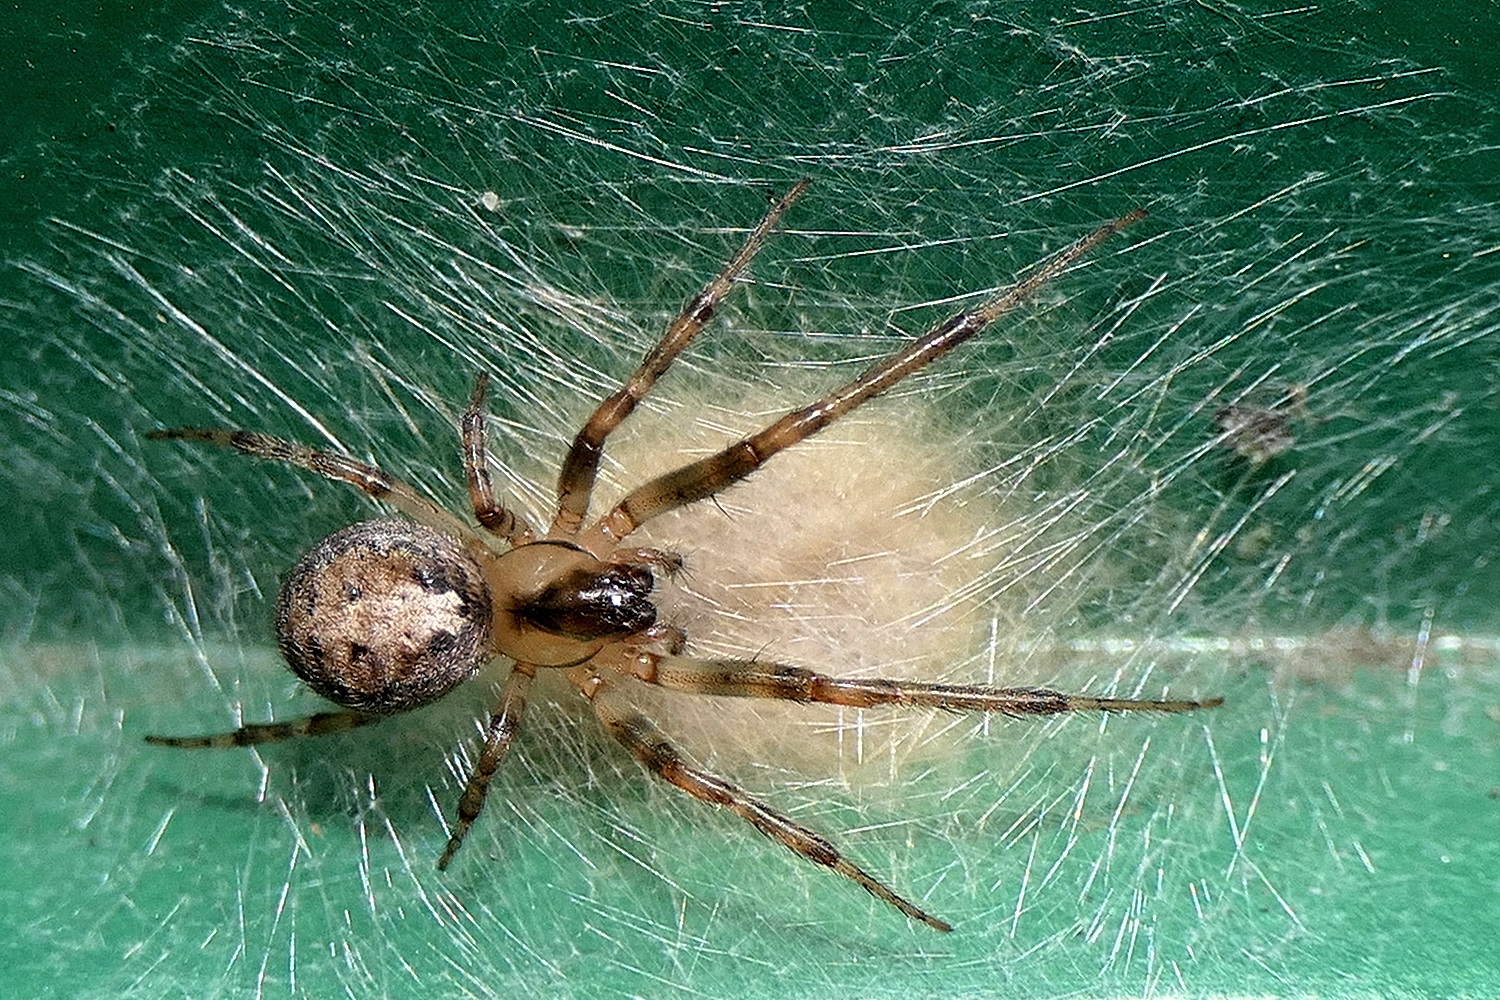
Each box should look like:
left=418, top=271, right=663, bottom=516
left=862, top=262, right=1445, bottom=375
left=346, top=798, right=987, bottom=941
left=550, top=178, right=811, bottom=539
left=598, top=651, right=1223, bottom=715
left=567, top=665, right=955, bottom=932
left=577, top=209, right=1148, bottom=553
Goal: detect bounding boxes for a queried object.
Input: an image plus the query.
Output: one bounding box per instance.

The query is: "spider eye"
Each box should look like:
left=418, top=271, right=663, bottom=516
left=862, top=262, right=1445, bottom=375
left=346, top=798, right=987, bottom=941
left=274, top=519, right=494, bottom=714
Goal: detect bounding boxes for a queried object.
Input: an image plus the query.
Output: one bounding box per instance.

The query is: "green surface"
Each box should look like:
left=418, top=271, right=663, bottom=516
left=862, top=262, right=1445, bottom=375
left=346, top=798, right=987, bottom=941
left=3, top=1, right=1499, bottom=997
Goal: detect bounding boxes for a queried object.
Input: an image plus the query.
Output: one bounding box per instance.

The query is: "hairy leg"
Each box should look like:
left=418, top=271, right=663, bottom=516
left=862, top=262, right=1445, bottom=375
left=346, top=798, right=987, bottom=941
left=579, top=209, right=1147, bottom=552
left=437, top=662, right=536, bottom=869
left=606, top=651, right=1222, bottom=715
left=144, top=708, right=382, bottom=747
left=550, top=179, right=811, bottom=539
left=150, top=427, right=477, bottom=542
left=567, top=664, right=953, bottom=931
left=461, top=373, right=536, bottom=546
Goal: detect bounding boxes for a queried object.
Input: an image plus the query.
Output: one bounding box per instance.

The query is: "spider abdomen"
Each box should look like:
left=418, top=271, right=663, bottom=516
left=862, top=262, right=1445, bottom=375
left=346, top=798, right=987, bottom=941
left=274, top=519, right=494, bottom=714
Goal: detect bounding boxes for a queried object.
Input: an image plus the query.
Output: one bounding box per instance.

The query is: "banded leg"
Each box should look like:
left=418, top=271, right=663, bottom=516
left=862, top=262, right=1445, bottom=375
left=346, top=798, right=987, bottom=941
left=606, top=546, right=685, bottom=578
left=461, top=374, right=536, bottom=546
left=149, top=428, right=477, bottom=542
left=608, top=652, right=1223, bottom=715
left=144, top=708, right=382, bottom=748
left=550, top=178, right=812, bottom=539
left=579, top=209, right=1147, bottom=552
left=567, top=665, right=953, bottom=932
left=437, top=662, right=536, bottom=869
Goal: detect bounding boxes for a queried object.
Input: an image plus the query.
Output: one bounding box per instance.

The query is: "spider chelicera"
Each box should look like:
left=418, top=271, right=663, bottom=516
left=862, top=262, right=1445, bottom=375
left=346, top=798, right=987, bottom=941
left=146, top=179, right=1221, bottom=932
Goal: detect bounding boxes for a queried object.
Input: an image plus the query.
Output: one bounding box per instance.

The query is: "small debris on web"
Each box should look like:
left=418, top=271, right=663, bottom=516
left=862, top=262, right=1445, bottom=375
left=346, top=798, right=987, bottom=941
left=1214, top=385, right=1308, bottom=464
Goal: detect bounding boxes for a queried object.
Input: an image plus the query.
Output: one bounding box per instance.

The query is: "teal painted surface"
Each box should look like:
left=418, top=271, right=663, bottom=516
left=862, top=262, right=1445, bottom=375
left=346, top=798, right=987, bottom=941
left=2, top=2, right=1498, bottom=997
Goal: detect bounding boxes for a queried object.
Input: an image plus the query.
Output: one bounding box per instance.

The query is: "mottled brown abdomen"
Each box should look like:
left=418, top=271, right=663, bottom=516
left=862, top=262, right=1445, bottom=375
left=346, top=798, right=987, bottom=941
left=274, top=519, right=494, bottom=714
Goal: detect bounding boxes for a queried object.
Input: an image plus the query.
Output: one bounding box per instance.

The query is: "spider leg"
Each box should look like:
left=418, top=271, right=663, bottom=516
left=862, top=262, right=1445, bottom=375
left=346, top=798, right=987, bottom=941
left=549, top=178, right=811, bottom=539
left=606, top=546, right=685, bottom=577
left=437, top=661, right=536, bottom=869
left=566, top=664, right=953, bottom=932
left=606, top=652, right=1223, bottom=714
left=578, top=209, right=1148, bottom=553
left=144, top=708, right=382, bottom=747
left=149, top=428, right=478, bottom=542
left=462, top=373, right=536, bottom=547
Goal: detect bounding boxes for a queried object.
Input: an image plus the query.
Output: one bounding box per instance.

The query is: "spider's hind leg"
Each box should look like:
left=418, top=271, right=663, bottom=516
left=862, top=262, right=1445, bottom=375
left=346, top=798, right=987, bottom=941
left=149, top=427, right=477, bottom=542
left=461, top=373, right=536, bottom=547
left=437, top=661, right=536, bottom=870
left=144, top=708, right=383, bottom=748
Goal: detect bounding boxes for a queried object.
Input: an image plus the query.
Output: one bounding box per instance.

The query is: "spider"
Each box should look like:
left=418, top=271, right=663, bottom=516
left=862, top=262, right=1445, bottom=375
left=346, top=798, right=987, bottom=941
left=146, top=179, right=1222, bottom=933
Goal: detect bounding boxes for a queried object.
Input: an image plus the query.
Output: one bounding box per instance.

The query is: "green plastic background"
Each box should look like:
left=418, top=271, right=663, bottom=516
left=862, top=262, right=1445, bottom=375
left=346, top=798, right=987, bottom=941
left=2, top=2, right=1498, bottom=998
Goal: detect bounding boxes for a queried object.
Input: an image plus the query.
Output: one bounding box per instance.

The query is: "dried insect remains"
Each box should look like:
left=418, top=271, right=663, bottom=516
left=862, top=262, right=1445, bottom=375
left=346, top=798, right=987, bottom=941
left=147, top=180, right=1221, bottom=932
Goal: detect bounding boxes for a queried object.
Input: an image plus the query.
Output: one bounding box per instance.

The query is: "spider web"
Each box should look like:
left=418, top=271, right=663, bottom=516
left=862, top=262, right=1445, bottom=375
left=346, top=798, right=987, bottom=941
left=2, top=1, right=1498, bottom=997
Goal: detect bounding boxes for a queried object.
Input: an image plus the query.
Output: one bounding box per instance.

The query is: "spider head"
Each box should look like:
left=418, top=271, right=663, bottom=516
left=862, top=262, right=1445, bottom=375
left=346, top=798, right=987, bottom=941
left=486, top=540, right=658, bottom=667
